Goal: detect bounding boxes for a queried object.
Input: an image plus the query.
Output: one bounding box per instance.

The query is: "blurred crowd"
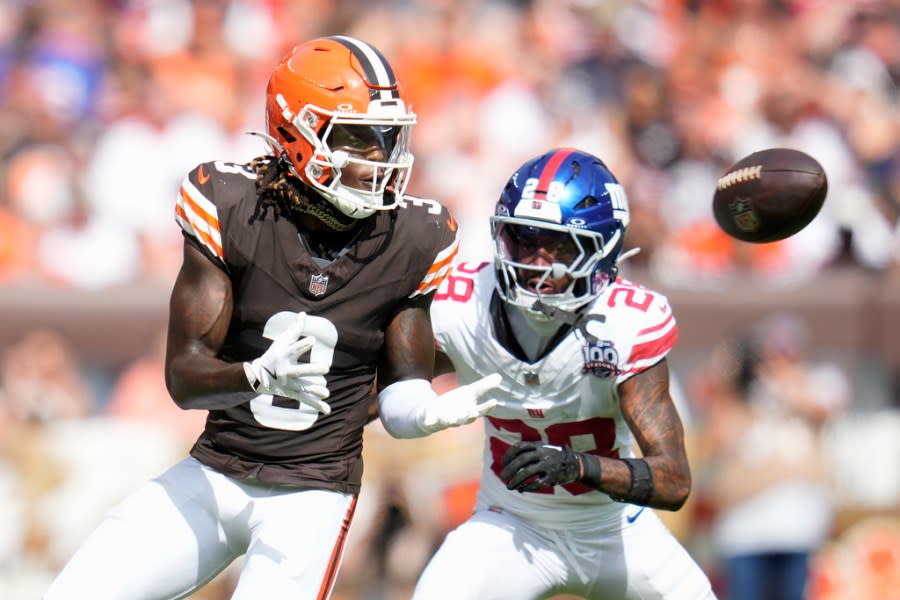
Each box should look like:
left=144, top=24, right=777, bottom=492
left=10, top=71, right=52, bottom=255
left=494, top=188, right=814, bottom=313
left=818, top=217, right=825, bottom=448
left=0, top=0, right=898, bottom=289
left=1, top=0, right=899, bottom=599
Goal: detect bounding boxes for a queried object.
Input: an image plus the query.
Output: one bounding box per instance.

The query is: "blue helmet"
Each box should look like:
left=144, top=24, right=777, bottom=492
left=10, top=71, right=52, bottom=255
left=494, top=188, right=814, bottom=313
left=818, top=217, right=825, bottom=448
left=491, top=148, right=630, bottom=316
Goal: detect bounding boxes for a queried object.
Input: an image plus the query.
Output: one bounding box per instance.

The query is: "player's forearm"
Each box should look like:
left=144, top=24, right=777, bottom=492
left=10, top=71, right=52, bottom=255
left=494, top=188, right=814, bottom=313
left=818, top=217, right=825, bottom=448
left=166, top=352, right=255, bottom=410
left=376, top=379, right=434, bottom=437
left=578, top=454, right=691, bottom=511
left=613, top=362, right=692, bottom=510
left=377, top=375, right=500, bottom=438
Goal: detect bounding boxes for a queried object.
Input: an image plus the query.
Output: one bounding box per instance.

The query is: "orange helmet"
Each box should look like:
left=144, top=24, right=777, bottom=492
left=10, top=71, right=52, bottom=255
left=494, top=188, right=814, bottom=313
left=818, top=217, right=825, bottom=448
left=264, top=36, right=416, bottom=219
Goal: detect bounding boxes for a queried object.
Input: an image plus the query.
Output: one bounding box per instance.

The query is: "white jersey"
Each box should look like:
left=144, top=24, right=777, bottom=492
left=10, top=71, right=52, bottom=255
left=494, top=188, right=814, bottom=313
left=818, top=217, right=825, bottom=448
left=431, top=261, right=679, bottom=530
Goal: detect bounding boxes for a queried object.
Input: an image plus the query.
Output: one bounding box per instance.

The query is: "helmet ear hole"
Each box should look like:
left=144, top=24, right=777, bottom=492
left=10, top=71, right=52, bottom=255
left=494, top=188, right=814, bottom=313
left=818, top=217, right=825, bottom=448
left=575, top=195, right=598, bottom=210
left=277, top=127, right=297, bottom=144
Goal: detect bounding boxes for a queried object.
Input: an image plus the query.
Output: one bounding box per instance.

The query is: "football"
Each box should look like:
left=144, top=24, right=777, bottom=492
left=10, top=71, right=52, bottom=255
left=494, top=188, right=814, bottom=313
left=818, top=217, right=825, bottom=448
left=712, top=148, right=828, bottom=243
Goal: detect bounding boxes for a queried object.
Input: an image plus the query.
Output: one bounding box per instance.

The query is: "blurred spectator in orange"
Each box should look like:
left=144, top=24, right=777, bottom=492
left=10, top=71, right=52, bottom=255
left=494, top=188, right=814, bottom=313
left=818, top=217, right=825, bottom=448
left=105, top=328, right=205, bottom=445
left=0, top=205, right=36, bottom=284
left=807, top=517, right=900, bottom=600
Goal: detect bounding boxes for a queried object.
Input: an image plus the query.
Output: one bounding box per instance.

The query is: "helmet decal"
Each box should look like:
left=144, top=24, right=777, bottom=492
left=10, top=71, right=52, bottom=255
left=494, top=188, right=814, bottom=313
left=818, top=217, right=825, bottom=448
left=330, top=36, right=399, bottom=101
left=530, top=147, right=574, bottom=202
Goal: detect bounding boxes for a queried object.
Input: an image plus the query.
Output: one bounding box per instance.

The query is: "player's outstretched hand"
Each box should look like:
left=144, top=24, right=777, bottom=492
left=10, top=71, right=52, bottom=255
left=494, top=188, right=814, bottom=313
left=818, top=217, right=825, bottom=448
left=501, top=441, right=581, bottom=492
left=421, top=373, right=501, bottom=433
left=243, top=312, right=332, bottom=414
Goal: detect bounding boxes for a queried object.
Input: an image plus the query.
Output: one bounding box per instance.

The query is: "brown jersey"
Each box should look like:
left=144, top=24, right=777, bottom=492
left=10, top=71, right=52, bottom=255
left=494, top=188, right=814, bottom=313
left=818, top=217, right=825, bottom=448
left=174, top=159, right=459, bottom=493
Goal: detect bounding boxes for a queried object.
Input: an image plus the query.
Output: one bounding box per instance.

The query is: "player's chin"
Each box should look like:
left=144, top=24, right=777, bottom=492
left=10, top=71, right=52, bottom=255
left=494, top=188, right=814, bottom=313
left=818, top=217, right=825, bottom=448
left=525, top=279, right=562, bottom=296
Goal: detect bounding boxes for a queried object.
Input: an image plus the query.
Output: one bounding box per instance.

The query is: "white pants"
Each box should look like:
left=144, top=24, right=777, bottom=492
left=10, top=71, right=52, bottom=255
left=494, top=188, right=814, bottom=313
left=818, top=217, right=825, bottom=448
left=44, top=457, right=356, bottom=600
left=413, top=506, right=716, bottom=600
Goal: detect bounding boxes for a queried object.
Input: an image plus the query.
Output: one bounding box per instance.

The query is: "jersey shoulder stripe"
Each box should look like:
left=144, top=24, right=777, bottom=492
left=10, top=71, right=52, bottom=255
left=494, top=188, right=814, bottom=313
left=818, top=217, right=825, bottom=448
left=602, top=278, right=679, bottom=380
left=175, top=161, right=258, bottom=265
left=397, top=194, right=461, bottom=299
left=176, top=173, right=223, bottom=260
left=411, top=230, right=459, bottom=297
left=623, top=315, right=678, bottom=375
left=637, top=311, right=675, bottom=337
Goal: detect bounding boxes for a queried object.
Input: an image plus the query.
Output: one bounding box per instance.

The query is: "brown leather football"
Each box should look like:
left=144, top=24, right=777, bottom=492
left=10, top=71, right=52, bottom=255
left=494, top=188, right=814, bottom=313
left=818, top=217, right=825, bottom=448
left=712, top=148, right=828, bottom=243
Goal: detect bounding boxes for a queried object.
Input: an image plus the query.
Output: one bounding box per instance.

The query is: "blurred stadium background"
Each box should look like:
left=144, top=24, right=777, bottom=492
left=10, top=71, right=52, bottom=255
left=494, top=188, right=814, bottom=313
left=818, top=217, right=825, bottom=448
left=0, top=0, right=897, bottom=598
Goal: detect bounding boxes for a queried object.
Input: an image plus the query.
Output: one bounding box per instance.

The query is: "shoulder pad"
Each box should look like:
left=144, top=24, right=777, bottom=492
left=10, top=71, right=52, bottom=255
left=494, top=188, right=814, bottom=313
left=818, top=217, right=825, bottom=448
left=174, top=160, right=256, bottom=264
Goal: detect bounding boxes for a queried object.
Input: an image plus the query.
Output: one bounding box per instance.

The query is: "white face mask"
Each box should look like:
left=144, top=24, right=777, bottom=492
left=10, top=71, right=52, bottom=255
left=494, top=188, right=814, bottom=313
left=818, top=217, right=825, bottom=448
left=272, top=99, right=416, bottom=220
left=491, top=216, right=618, bottom=317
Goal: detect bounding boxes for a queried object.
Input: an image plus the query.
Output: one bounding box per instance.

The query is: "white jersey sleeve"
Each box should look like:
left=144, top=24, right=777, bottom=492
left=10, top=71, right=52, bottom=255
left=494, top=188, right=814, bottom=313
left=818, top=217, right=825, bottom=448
left=431, top=266, right=680, bottom=531
left=599, top=278, right=679, bottom=384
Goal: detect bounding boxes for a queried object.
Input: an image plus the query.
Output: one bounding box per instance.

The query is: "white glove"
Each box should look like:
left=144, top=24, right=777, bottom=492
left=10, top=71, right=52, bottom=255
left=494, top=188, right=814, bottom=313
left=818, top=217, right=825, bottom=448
left=243, top=312, right=332, bottom=415
left=421, top=373, right=502, bottom=433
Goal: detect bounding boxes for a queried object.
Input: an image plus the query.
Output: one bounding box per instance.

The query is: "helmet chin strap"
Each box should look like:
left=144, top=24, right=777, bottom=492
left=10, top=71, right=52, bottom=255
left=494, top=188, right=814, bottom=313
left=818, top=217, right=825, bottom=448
left=508, top=261, right=575, bottom=323
left=529, top=249, right=641, bottom=343
left=530, top=298, right=580, bottom=326
left=530, top=298, right=607, bottom=344
left=526, top=262, right=571, bottom=320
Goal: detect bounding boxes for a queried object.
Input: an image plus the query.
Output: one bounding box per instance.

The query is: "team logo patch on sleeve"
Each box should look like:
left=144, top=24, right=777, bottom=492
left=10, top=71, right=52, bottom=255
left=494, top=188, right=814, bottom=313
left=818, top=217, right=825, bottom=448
left=582, top=341, right=620, bottom=377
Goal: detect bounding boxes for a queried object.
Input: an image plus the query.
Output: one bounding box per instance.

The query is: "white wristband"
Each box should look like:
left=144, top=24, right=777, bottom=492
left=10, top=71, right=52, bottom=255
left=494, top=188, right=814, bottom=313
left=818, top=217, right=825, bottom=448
left=377, top=378, right=437, bottom=438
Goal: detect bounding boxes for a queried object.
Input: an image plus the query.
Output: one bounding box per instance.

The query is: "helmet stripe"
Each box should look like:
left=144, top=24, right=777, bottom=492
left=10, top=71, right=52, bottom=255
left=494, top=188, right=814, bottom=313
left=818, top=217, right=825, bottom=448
left=329, top=36, right=398, bottom=101
left=534, top=148, right=574, bottom=199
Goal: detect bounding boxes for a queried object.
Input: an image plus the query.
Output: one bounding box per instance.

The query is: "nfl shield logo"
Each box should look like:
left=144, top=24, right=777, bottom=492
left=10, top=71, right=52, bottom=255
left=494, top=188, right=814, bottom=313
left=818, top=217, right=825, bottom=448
left=729, top=198, right=761, bottom=233
left=309, top=273, right=329, bottom=296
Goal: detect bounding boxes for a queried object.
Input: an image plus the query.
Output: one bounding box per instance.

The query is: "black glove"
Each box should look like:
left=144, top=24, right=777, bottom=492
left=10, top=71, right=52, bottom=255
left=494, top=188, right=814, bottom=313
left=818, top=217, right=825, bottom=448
left=500, top=441, right=581, bottom=492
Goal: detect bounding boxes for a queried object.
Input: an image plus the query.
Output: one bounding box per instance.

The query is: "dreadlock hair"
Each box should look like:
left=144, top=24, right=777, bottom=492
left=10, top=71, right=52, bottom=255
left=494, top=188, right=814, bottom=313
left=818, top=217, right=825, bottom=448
left=248, top=155, right=358, bottom=231
left=248, top=155, right=294, bottom=224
